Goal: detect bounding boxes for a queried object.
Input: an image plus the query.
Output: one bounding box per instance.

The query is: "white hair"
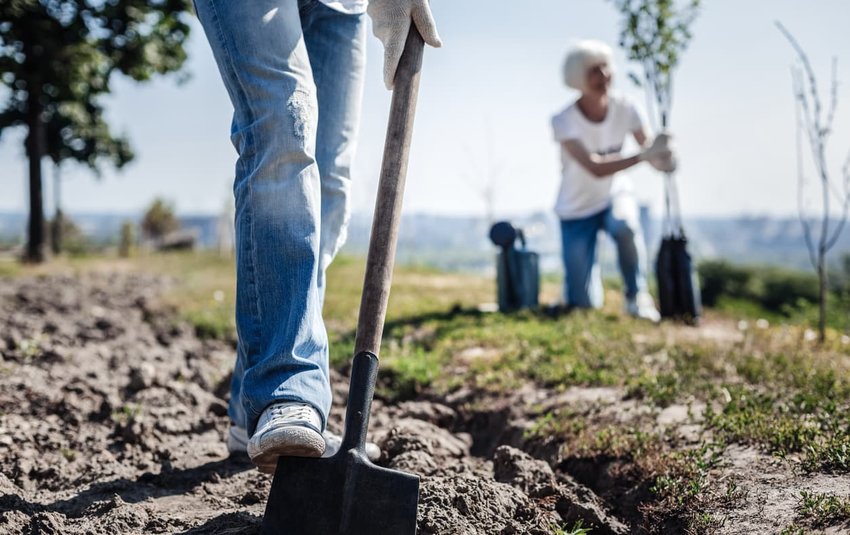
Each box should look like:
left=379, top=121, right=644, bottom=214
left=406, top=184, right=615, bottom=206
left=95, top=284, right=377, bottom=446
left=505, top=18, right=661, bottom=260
left=562, top=40, right=615, bottom=91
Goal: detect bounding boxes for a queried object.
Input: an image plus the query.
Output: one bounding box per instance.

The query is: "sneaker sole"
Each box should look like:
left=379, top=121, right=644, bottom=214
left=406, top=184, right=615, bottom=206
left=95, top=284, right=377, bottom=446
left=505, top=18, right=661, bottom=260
left=248, top=426, right=325, bottom=474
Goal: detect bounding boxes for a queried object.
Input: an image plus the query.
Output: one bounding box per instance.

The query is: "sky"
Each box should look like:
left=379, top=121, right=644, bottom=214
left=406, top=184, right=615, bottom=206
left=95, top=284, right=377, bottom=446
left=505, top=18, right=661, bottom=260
left=1, top=0, right=850, bottom=220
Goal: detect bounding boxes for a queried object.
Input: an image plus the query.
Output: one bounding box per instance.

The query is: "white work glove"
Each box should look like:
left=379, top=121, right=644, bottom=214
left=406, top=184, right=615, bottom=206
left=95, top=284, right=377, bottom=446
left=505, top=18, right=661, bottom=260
left=367, top=0, right=442, bottom=89
left=640, top=133, right=672, bottom=161
left=641, top=132, right=678, bottom=172
left=650, top=153, right=678, bottom=173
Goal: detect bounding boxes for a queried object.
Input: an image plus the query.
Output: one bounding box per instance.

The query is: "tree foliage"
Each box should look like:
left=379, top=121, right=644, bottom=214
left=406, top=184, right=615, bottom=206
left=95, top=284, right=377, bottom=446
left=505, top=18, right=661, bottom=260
left=141, top=197, right=179, bottom=241
left=610, top=0, right=701, bottom=128
left=0, top=0, right=193, bottom=261
left=47, top=211, right=87, bottom=255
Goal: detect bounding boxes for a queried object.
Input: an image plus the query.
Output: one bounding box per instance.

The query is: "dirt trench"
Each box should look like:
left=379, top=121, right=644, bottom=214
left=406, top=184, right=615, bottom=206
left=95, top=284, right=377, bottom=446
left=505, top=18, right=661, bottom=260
left=0, top=272, right=674, bottom=534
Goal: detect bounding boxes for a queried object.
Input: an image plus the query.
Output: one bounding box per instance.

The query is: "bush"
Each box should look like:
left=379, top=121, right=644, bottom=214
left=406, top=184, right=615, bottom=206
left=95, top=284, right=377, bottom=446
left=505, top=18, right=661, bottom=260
left=758, top=269, right=818, bottom=312
left=698, top=260, right=752, bottom=307
left=141, top=198, right=179, bottom=241
left=697, top=260, right=818, bottom=314
left=47, top=213, right=91, bottom=256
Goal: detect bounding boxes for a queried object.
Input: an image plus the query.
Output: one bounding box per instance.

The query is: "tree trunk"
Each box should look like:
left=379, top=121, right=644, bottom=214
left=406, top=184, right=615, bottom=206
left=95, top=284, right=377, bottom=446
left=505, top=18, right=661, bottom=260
left=51, top=210, right=63, bottom=255
left=51, top=165, right=62, bottom=255
left=818, top=254, right=827, bottom=343
left=25, top=87, right=46, bottom=264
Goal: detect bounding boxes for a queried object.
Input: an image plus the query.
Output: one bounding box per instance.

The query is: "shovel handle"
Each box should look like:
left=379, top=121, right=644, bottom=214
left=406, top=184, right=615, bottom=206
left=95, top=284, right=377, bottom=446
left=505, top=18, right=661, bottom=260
left=354, top=27, right=425, bottom=357
left=343, top=28, right=425, bottom=453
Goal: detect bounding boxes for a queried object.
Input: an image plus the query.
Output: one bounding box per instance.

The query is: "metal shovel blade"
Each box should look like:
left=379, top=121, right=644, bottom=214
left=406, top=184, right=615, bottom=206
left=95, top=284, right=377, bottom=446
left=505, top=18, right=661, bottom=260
left=260, top=353, right=419, bottom=535
left=261, top=453, right=419, bottom=534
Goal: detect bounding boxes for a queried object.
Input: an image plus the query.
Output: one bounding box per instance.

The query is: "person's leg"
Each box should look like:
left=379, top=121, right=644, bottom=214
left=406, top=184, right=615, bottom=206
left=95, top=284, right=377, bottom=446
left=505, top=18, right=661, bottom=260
left=588, top=260, right=604, bottom=308
left=194, top=0, right=331, bottom=436
left=604, top=194, right=659, bottom=321
left=602, top=194, right=647, bottom=300
left=301, top=3, right=368, bottom=305
left=560, top=212, right=604, bottom=308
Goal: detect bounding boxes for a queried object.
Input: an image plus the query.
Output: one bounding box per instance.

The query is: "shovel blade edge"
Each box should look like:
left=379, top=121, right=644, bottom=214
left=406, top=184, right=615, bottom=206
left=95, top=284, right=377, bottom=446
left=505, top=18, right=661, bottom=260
left=261, top=453, right=419, bottom=535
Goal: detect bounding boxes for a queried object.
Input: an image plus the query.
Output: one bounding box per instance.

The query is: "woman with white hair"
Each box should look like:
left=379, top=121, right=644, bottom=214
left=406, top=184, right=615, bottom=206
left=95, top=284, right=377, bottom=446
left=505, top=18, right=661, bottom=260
left=552, top=39, right=674, bottom=320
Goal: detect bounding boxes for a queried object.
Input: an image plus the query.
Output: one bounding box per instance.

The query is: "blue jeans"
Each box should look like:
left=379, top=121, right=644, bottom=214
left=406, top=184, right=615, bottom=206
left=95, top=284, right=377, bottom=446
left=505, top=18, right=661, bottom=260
left=560, top=195, right=649, bottom=308
left=194, top=0, right=366, bottom=434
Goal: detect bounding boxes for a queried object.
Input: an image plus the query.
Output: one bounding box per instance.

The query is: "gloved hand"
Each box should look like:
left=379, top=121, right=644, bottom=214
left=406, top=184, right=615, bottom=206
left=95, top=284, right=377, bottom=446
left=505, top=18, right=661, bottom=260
left=649, top=153, right=678, bottom=173
left=367, top=0, right=442, bottom=89
left=640, top=133, right=672, bottom=162
left=644, top=132, right=677, bottom=172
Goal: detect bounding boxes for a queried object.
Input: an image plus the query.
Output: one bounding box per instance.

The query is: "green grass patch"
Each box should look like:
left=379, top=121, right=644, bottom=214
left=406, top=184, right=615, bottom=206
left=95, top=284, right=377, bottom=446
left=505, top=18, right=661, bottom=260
left=550, top=519, right=592, bottom=535
left=0, top=259, right=21, bottom=278
left=797, top=491, right=850, bottom=528
left=702, top=345, right=850, bottom=473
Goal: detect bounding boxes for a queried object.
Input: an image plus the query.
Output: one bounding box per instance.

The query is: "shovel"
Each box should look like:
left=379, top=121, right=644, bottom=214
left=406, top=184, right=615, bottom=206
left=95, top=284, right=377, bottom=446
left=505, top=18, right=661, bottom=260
left=260, top=26, right=426, bottom=535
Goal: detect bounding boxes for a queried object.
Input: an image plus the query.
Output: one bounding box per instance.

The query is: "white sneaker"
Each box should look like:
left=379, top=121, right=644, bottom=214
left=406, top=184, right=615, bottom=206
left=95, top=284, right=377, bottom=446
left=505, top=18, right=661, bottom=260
left=228, top=422, right=382, bottom=470
left=625, top=292, right=661, bottom=323
left=228, top=424, right=279, bottom=473
left=247, top=402, right=325, bottom=473
left=227, top=424, right=250, bottom=455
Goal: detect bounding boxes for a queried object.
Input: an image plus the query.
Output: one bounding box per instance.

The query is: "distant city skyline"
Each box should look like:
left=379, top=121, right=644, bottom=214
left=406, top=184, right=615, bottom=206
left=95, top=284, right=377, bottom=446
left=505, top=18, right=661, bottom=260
left=2, top=0, right=849, bottom=219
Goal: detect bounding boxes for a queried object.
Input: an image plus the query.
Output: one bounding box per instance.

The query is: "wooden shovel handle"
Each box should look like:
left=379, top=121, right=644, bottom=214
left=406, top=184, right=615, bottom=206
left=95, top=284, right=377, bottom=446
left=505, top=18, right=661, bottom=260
left=354, top=27, right=425, bottom=357
left=342, top=28, right=425, bottom=453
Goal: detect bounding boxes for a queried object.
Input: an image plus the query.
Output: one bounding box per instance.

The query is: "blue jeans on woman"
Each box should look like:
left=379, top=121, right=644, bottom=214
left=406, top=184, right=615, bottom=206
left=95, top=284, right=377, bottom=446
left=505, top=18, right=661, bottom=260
left=194, top=0, right=366, bottom=435
left=560, top=194, right=649, bottom=308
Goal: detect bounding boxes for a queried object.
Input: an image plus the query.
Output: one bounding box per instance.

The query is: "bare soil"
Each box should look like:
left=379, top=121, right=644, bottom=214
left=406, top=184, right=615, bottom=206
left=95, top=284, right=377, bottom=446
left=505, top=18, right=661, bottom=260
left=0, top=272, right=847, bottom=534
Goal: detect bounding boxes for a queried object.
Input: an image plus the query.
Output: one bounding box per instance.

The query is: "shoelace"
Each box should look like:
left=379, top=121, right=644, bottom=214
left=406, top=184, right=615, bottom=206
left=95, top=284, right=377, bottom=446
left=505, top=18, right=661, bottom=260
left=268, top=403, right=316, bottom=425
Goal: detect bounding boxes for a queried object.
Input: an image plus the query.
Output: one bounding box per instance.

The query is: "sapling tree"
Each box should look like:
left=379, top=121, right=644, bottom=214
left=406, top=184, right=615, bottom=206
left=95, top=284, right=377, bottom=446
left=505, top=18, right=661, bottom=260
left=610, top=0, right=700, bottom=237
left=610, top=0, right=701, bottom=131
left=777, top=22, right=850, bottom=343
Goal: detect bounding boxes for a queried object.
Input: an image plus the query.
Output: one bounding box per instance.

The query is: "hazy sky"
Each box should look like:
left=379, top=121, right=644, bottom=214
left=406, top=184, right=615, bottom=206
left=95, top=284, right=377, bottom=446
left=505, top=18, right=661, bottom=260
left=2, top=0, right=849, bottom=219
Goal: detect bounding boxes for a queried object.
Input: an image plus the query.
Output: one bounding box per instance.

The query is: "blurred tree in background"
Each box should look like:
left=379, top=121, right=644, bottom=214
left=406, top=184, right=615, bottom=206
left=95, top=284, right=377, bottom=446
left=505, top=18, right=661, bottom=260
left=141, top=197, right=179, bottom=242
left=46, top=211, right=87, bottom=256
left=0, top=0, right=193, bottom=263
left=777, top=22, right=850, bottom=343
left=119, top=220, right=135, bottom=258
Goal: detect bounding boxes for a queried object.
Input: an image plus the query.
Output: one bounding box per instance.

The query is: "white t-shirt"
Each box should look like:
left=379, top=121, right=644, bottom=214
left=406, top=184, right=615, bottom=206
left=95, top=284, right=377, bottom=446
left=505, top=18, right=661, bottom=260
left=551, top=95, right=645, bottom=219
left=319, top=0, right=368, bottom=15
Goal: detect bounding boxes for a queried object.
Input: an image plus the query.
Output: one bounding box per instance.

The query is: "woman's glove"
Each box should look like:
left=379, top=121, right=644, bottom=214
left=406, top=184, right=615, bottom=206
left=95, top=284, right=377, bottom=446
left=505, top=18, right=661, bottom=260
left=650, top=153, right=678, bottom=173
left=367, top=0, right=442, bottom=89
left=641, top=133, right=678, bottom=172
left=640, top=133, right=672, bottom=162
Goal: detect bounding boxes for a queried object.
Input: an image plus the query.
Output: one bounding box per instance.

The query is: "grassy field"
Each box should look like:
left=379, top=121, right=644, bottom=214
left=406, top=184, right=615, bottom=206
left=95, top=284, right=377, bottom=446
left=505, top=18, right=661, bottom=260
left=7, top=251, right=850, bottom=533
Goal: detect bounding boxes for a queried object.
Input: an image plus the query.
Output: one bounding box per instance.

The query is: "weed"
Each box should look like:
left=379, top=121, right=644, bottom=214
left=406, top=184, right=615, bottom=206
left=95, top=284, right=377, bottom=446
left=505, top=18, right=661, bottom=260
left=111, top=404, right=141, bottom=423
left=797, top=491, right=850, bottom=527
left=551, top=519, right=591, bottom=535
left=802, top=435, right=850, bottom=473
left=18, top=337, right=42, bottom=361
left=651, top=443, right=722, bottom=507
